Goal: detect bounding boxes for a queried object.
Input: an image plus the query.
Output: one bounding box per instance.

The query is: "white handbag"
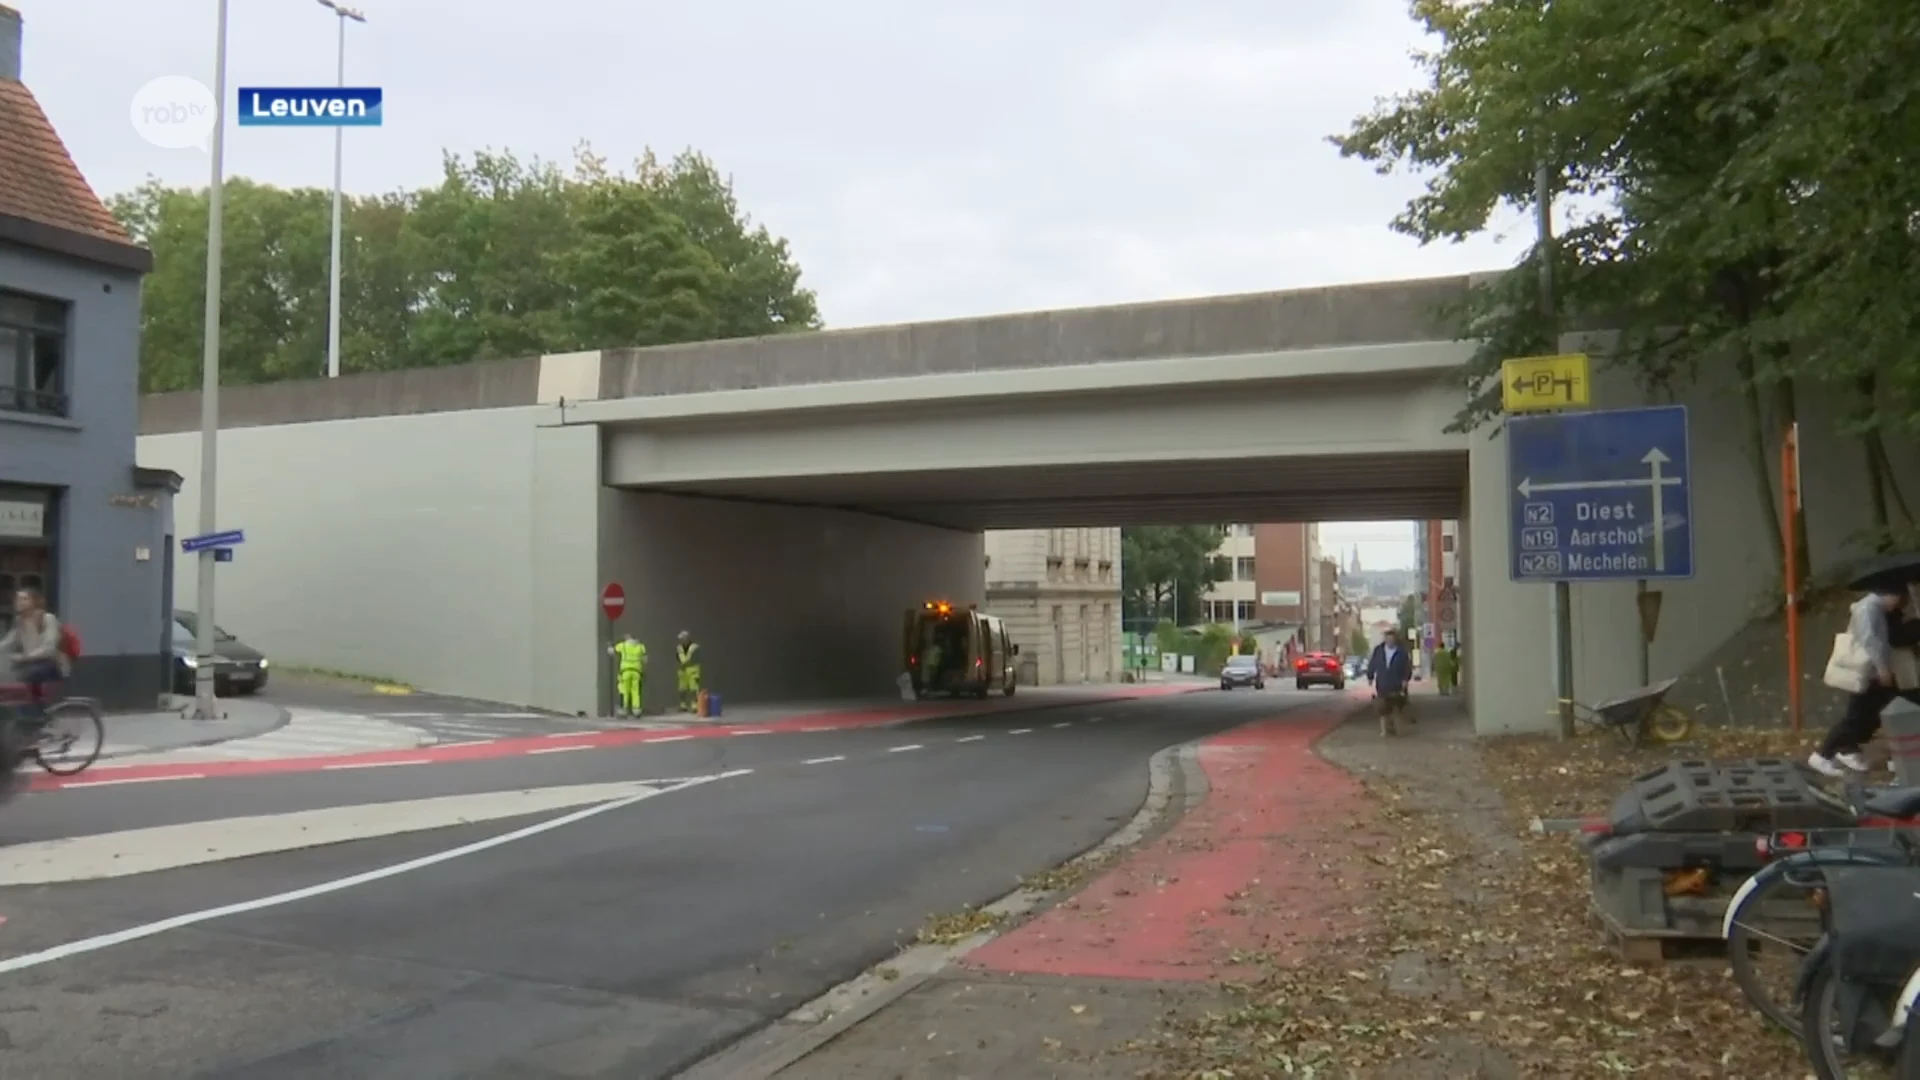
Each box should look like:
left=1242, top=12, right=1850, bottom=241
left=1824, top=632, right=1872, bottom=693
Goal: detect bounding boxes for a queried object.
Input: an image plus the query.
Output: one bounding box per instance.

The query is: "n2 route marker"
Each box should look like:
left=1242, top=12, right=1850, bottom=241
left=1506, top=405, right=1693, bottom=582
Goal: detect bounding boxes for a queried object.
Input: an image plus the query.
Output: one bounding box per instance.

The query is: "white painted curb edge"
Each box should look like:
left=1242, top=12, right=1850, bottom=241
left=674, top=739, right=1209, bottom=1080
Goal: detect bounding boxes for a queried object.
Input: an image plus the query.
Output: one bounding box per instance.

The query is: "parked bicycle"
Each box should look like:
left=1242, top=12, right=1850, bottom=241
left=1723, top=781, right=1920, bottom=1033
left=0, top=678, right=105, bottom=779
left=1793, top=864, right=1920, bottom=1078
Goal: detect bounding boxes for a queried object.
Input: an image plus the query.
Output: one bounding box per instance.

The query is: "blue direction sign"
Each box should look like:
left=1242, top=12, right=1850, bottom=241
left=1507, top=405, right=1693, bottom=581
left=181, top=529, right=245, bottom=554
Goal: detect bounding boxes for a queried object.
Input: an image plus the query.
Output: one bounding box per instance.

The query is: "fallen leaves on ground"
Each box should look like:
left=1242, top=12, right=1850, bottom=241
left=1145, top=724, right=1816, bottom=1078
left=916, top=906, right=1007, bottom=946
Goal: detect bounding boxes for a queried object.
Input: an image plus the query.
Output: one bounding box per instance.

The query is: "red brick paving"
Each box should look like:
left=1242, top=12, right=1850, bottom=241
left=964, top=695, right=1384, bottom=981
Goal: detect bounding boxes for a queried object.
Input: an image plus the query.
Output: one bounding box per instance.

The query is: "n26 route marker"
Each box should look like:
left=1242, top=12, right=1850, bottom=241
left=1506, top=405, right=1693, bottom=581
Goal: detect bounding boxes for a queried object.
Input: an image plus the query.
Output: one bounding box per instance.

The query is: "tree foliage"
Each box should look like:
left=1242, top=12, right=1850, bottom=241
left=1348, top=626, right=1370, bottom=656
left=1121, top=526, right=1228, bottom=626
left=1335, top=0, right=1920, bottom=572
left=109, top=144, right=821, bottom=392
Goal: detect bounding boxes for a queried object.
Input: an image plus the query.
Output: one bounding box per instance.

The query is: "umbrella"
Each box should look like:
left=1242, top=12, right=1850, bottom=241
left=1847, top=552, right=1920, bottom=592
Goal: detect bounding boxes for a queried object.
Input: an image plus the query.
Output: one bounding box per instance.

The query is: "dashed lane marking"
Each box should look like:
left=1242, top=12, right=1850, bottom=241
left=956, top=735, right=986, bottom=743
left=888, top=744, right=923, bottom=753
left=529, top=745, right=591, bottom=755
left=804, top=756, right=846, bottom=765
left=322, top=759, right=431, bottom=771
left=61, top=773, right=206, bottom=788
left=1008, top=728, right=1033, bottom=735
left=644, top=735, right=693, bottom=744
left=1053, top=722, right=1072, bottom=728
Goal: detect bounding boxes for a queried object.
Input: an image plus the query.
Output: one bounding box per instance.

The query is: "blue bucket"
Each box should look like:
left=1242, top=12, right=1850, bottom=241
left=706, top=693, right=722, bottom=718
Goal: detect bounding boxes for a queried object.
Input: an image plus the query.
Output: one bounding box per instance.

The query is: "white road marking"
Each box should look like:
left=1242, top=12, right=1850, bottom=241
left=804, top=755, right=846, bottom=765
left=797, top=727, right=832, bottom=733
left=528, top=745, right=590, bottom=755
left=956, top=735, right=986, bottom=743
left=543, top=732, right=579, bottom=738
left=1008, top=728, right=1032, bottom=735
left=432, top=740, right=494, bottom=749
left=888, top=744, right=923, bottom=753
left=0, top=777, right=741, bottom=887
left=1052, top=722, right=1072, bottom=728
left=730, top=729, right=774, bottom=736
left=60, top=773, right=206, bottom=788
left=1086, top=717, right=1104, bottom=724
left=0, top=770, right=752, bottom=972
left=322, top=759, right=430, bottom=770
left=644, top=735, right=694, bottom=743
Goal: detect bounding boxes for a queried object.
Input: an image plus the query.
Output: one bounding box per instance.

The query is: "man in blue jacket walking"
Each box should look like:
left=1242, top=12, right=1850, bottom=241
left=1367, top=628, right=1416, bottom=737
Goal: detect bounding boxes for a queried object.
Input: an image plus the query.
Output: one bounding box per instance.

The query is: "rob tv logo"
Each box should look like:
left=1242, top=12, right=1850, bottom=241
left=237, top=87, right=383, bottom=126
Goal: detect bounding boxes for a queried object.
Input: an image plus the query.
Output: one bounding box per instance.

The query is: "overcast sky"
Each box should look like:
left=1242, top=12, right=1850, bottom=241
left=21, top=0, right=1505, bottom=564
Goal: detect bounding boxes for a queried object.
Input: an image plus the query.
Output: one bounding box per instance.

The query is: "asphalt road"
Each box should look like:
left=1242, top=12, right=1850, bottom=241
left=259, top=672, right=601, bottom=745
left=0, top=688, right=1334, bottom=1079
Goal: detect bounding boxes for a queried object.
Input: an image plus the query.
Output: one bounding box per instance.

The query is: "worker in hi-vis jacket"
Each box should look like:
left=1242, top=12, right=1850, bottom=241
left=676, top=630, right=702, bottom=712
left=609, top=633, right=647, bottom=716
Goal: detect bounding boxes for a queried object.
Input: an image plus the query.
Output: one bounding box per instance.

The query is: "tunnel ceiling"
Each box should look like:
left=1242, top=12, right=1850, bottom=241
left=630, top=452, right=1469, bottom=530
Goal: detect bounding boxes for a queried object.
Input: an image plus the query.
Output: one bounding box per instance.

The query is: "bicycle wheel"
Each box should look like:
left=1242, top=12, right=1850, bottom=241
left=33, top=699, right=103, bottom=776
left=1730, top=870, right=1826, bottom=1033
left=1801, top=962, right=1904, bottom=1079
left=1645, top=704, right=1693, bottom=744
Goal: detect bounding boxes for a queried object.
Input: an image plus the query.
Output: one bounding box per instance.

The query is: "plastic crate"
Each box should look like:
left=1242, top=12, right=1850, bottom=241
left=1606, top=758, right=1856, bottom=835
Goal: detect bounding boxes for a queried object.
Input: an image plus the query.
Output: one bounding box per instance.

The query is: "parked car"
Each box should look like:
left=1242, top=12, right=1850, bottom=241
left=171, top=610, right=270, bottom=695
left=1219, top=654, right=1265, bottom=691
left=1294, top=651, right=1346, bottom=691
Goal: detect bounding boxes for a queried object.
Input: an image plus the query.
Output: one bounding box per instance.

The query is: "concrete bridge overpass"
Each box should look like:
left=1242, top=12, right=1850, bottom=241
left=136, top=272, right=1903, bottom=733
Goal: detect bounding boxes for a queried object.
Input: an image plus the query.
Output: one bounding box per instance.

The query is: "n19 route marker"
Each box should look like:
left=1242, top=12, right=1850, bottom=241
left=1506, top=405, right=1693, bottom=582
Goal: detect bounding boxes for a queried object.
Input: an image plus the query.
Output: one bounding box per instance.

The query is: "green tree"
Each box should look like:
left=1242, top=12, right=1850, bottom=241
left=1328, top=0, right=1920, bottom=582
left=1121, top=526, right=1228, bottom=626
left=1347, top=626, right=1369, bottom=656
left=109, top=140, right=821, bottom=392
left=1397, top=594, right=1418, bottom=640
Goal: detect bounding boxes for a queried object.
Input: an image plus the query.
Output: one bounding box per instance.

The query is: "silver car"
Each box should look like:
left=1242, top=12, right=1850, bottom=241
left=1219, top=654, right=1265, bottom=690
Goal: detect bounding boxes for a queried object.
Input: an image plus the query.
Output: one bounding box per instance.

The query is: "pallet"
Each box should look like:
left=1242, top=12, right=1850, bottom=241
left=1594, top=913, right=1726, bottom=967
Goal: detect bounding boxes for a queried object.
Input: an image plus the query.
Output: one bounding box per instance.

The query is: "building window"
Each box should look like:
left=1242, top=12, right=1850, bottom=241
left=1442, top=533, right=1455, bottom=553
left=1235, top=557, right=1255, bottom=581
left=0, top=291, right=70, bottom=418
left=1236, top=600, right=1256, bottom=623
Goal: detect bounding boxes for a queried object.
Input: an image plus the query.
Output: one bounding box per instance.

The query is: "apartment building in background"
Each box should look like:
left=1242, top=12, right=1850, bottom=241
left=1202, top=523, right=1342, bottom=652
left=1414, top=519, right=1462, bottom=649
left=983, top=527, right=1122, bottom=685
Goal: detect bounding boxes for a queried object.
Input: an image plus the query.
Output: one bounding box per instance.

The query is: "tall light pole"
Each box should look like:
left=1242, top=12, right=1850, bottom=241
left=316, top=0, right=364, bottom=379
left=194, top=0, right=232, bottom=721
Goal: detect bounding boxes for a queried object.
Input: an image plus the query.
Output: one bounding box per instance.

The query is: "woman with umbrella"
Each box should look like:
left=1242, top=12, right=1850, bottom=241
left=1809, top=554, right=1920, bottom=777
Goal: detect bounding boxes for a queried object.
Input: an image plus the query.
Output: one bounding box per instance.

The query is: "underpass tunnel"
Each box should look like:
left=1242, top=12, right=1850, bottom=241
left=593, top=436, right=1469, bottom=715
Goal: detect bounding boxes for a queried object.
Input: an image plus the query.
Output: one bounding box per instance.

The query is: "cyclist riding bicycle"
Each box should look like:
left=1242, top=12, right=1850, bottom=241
left=2, top=587, right=69, bottom=724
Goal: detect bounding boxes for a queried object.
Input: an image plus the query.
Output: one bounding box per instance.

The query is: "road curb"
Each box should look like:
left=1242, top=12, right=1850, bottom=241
left=96, top=701, right=293, bottom=762
left=674, top=731, right=1210, bottom=1080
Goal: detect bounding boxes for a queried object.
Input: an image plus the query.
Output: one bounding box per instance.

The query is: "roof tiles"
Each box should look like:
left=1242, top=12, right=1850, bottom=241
left=0, top=77, right=132, bottom=244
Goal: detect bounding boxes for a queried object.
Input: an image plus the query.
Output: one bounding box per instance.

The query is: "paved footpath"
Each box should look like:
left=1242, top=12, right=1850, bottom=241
left=720, top=691, right=1391, bottom=1080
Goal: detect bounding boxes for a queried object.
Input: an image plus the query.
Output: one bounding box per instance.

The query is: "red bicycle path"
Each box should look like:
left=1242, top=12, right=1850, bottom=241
left=27, top=683, right=1209, bottom=791
left=963, top=690, right=1381, bottom=981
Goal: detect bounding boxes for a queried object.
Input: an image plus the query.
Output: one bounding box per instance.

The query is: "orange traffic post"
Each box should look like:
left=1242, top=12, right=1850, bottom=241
left=1783, top=423, right=1802, bottom=733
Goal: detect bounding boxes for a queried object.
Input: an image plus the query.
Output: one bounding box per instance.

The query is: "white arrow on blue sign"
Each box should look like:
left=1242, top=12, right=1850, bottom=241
left=181, top=529, right=245, bottom=554
left=1506, top=406, right=1693, bottom=582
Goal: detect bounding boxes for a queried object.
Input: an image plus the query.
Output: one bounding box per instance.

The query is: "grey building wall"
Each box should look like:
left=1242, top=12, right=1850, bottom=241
left=599, top=490, right=985, bottom=713
left=0, top=241, right=169, bottom=706
left=137, top=406, right=559, bottom=706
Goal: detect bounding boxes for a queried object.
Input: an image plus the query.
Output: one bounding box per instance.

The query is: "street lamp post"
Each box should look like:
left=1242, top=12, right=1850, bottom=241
left=316, top=0, right=364, bottom=380
left=193, top=0, right=232, bottom=721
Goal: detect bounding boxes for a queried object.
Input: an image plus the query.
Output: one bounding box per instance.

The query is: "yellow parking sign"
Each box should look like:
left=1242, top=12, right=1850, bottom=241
left=1501, top=353, right=1591, bottom=412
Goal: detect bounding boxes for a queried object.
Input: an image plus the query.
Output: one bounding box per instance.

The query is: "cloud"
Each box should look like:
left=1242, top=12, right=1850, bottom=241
left=22, top=0, right=1516, bottom=327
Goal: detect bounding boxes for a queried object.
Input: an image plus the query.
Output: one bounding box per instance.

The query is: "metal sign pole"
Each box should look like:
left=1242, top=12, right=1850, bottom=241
left=1533, top=157, right=1576, bottom=739
left=193, top=0, right=231, bottom=722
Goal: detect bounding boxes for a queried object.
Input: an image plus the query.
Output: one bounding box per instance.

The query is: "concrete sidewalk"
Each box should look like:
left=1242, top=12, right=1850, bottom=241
left=96, top=696, right=289, bottom=760
left=688, top=692, right=1387, bottom=1080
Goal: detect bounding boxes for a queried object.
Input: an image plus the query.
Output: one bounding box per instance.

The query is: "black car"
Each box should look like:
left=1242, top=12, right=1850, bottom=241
left=1219, top=654, right=1265, bottom=691
left=171, top=611, right=270, bottom=695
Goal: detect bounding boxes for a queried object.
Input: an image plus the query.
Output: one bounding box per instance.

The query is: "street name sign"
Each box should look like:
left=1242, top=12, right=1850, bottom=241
left=182, top=529, right=245, bottom=553
left=1506, top=405, right=1693, bottom=582
left=1501, top=353, right=1592, bottom=412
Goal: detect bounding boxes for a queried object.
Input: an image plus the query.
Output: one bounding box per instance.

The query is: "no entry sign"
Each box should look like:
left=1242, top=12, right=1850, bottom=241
left=600, top=583, right=626, bottom=620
